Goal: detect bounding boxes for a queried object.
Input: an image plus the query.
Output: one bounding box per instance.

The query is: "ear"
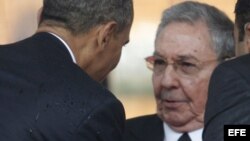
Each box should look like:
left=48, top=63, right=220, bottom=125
left=244, top=22, right=250, bottom=53
left=97, top=21, right=117, bottom=49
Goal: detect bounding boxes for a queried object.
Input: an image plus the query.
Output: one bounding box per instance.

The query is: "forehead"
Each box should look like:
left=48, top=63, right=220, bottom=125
left=155, top=21, right=216, bottom=60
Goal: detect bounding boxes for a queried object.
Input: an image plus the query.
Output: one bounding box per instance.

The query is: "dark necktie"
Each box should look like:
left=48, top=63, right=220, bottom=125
left=178, top=133, right=191, bottom=141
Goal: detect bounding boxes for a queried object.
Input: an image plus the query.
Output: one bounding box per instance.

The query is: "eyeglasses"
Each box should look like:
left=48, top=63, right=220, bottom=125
left=145, top=56, right=217, bottom=78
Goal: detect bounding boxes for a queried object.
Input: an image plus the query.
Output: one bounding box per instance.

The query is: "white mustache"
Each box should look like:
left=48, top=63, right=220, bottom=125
left=157, top=90, right=188, bottom=102
left=160, top=91, right=169, bottom=100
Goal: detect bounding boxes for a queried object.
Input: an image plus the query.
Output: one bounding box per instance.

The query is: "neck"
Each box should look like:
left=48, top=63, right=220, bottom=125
left=36, top=24, right=103, bottom=82
left=37, top=25, right=80, bottom=60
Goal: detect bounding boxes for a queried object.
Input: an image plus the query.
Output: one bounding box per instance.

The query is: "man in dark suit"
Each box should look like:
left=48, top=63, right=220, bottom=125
left=203, top=0, right=250, bottom=140
left=122, top=1, right=234, bottom=141
left=0, top=0, right=133, bottom=141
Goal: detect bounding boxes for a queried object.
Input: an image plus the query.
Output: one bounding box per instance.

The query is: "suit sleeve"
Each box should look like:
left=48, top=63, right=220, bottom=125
left=203, top=63, right=250, bottom=141
left=75, top=96, right=125, bottom=141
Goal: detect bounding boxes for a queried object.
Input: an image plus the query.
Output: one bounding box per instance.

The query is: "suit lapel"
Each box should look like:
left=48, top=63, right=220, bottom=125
left=144, top=115, right=164, bottom=141
left=134, top=115, right=164, bottom=141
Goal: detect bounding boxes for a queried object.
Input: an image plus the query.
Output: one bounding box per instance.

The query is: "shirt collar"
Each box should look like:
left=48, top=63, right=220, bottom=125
left=163, top=122, right=203, bottom=141
left=48, top=32, right=77, bottom=63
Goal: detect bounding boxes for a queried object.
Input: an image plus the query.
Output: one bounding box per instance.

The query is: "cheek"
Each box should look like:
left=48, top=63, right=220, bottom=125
left=152, top=75, right=164, bottom=116
left=106, top=48, right=122, bottom=70
left=182, top=74, right=210, bottom=96
left=184, top=78, right=209, bottom=111
left=112, top=52, right=122, bottom=68
left=152, top=74, right=161, bottom=95
left=116, top=51, right=122, bottom=61
left=113, top=46, right=122, bottom=59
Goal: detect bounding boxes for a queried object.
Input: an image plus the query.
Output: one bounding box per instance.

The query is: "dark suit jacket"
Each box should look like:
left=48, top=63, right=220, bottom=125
left=0, top=32, right=125, bottom=141
left=122, top=114, right=164, bottom=141
left=203, top=54, right=250, bottom=141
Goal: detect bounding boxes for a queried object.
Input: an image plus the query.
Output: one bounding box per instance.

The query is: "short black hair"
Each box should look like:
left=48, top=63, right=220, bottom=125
left=235, top=0, right=250, bottom=41
left=40, top=0, right=133, bottom=35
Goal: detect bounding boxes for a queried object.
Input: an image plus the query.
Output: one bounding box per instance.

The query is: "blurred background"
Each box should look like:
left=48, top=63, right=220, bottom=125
left=0, top=0, right=237, bottom=119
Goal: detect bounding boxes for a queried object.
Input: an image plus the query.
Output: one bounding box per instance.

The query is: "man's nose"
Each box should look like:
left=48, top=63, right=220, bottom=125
left=160, top=65, right=179, bottom=89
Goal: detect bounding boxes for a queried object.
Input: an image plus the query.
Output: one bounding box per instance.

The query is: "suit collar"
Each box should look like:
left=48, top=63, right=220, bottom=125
left=48, top=32, right=76, bottom=63
left=141, top=114, right=164, bottom=141
left=129, top=114, right=164, bottom=141
left=32, top=32, right=74, bottom=63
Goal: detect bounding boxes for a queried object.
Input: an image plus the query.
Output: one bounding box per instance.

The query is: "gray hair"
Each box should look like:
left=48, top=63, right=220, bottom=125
left=156, top=1, right=234, bottom=61
left=40, top=0, right=133, bottom=35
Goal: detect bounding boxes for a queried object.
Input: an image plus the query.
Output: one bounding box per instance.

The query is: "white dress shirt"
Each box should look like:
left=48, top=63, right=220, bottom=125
left=163, top=122, right=203, bottom=141
left=49, top=32, right=76, bottom=63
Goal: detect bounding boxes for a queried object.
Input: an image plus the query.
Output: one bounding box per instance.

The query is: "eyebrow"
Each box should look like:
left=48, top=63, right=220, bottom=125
left=153, top=52, right=199, bottom=61
left=176, top=55, right=199, bottom=62
left=153, top=52, right=162, bottom=57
